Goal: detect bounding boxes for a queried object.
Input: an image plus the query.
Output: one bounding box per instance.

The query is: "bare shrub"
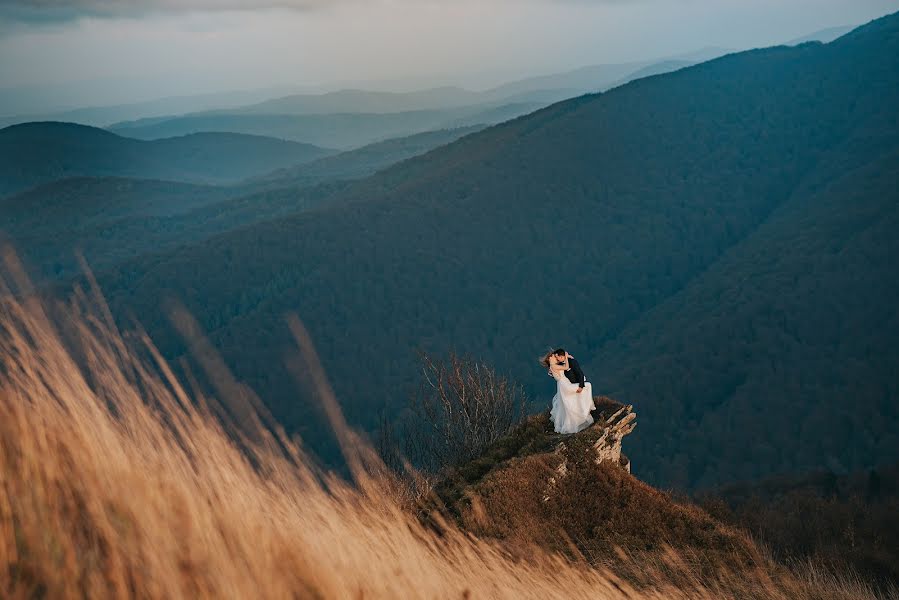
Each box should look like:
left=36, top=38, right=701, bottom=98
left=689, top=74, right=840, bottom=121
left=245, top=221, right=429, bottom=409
left=396, top=351, right=528, bottom=475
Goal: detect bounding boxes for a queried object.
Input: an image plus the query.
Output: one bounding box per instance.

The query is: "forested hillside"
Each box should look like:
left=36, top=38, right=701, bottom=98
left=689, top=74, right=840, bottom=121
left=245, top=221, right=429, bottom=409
left=0, top=127, right=484, bottom=283
left=596, top=143, right=899, bottom=488
left=700, top=462, right=899, bottom=587
left=0, top=122, right=334, bottom=196
left=1, top=177, right=351, bottom=282
left=95, top=14, right=899, bottom=488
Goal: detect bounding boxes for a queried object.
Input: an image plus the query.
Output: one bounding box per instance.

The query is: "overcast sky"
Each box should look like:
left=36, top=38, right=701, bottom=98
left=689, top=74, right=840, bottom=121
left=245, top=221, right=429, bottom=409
left=1, top=0, right=898, bottom=111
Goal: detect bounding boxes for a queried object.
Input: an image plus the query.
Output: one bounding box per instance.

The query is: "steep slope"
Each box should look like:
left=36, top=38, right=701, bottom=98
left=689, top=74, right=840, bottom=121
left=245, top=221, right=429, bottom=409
left=593, top=142, right=899, bottom=489
left=0, top=122, right=335, bottom=196
left=97, top=15, right=899, bottom=482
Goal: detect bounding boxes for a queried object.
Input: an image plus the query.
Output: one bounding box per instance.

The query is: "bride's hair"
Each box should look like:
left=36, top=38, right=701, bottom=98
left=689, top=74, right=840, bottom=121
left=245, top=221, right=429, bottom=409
left=540, top=352, right=554, bottom=370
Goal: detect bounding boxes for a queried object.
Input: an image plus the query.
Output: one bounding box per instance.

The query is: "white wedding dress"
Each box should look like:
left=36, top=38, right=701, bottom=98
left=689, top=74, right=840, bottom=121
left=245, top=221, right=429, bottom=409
left=549, top=368, right=595, bottom=434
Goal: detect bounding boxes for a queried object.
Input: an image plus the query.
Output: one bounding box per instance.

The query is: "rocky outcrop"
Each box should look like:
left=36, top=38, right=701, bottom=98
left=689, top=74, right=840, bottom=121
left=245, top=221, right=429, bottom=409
left=428, top=398, right=762, bottom=578
left=557, top=401, right=636, bottom=473
left=433, top=396, right=637, bottom=513
left=546, top=400, right=636, bottom=501
left=593, top=403, right=636, bottom=471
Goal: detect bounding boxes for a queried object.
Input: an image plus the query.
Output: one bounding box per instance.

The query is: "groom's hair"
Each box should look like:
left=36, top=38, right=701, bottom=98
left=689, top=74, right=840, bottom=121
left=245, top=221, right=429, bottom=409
left=552, top=348, right=567, bottom=356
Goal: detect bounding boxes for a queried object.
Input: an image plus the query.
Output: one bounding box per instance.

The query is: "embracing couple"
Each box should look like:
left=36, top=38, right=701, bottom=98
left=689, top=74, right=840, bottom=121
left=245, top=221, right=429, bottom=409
left=541, top=348, right=595, bottom=434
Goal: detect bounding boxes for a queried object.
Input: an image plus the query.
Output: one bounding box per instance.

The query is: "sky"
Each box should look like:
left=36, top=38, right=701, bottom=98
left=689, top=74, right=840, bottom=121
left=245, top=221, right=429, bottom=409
left=1, top=0, right=898, bottom=113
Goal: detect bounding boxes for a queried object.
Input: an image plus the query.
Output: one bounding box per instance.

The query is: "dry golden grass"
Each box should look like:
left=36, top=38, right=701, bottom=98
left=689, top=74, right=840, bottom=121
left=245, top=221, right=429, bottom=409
left=0, top=250, right=893, bottom=599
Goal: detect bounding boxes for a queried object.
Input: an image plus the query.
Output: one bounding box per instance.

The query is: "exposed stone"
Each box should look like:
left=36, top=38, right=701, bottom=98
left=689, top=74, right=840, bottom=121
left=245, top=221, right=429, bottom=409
left=543, top=401, right=636, bottom=498
left=592, top=404, right=636, bottom=470
left=434, top=398, right=637, bottom=509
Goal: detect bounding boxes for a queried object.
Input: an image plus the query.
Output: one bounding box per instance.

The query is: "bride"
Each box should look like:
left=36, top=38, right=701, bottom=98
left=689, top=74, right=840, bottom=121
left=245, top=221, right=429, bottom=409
left=542, top=351, right=595, bottom=434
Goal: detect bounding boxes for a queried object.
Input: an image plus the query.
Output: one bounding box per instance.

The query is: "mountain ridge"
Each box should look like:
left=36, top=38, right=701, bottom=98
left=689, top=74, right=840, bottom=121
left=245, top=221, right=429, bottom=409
left=0, top=121, right=336, bottom=196
left=89, top=11, right=899, bottom=489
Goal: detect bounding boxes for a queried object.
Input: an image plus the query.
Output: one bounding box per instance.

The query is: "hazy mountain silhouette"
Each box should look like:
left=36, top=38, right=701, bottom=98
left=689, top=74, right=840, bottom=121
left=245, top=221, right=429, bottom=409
left=0, top=58, right=711, bottom=139
left=607, top=60, right=694, bottom=87
left=787, top=25, right=855, bottom=45
left=0, top=122, right=335, bottom=196
left=0, top=24, right=831, bottom=132
left=104, top=58, right=716, bottom=148
left=232, top=87, right=484, bottom=115
left=82, top=14, right=899, bottom=488
left=107, top=103, right=541, bottom=149
left=0, top=85, right=317, bottom=130
left=482, top=59, right=687, bottom=101
left=245, top=125, right=484, bottom=190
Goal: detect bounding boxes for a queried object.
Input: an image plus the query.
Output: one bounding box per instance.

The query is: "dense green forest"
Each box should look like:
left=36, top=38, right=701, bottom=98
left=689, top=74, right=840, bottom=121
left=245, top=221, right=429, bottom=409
left=596, top=144, right=899, bottom=488
left=85, top=13, right=899, bottom=489
left=1, top=177, right=352, bottom=283
left=700, top=462, right=899, bottom=587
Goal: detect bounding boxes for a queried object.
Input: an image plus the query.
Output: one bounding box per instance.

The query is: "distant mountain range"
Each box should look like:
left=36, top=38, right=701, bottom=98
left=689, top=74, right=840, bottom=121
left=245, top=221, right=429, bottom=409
left=100, top=58, right=720, bottom=149
left=0, top=124, right=486, bottom=282
left=105, top=103, right=540, bottom=149
left=1, top=52, right=720, bottom=130
left=787, top=25, right=855, bottom=45
left=244, top=125, right=484, bottom=190
left=80, top=14, right=899, bottom=491
left=0, top=122, right=335, bottom=197
left=0, top=52, right=736, bottom=155
left=0, top=22, right=846, bottom=134
left=480, top=48, right=730, bottom=102
left=229, top=87, right=485, bottom=116
left=0, top=83, right=317, bottom=129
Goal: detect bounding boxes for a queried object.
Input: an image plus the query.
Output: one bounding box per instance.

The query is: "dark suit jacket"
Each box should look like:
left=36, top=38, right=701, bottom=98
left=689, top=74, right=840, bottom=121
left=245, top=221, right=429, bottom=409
left=559, top=356, right=586, bottom=388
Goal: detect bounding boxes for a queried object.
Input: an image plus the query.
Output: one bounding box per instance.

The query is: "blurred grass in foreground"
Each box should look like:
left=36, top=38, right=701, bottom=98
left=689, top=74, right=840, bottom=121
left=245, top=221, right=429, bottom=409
left=0, top=249, right=893, bottom=599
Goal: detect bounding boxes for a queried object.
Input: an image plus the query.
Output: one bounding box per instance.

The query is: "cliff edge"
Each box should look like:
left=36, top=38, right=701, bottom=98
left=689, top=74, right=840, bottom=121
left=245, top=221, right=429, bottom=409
left=428, top=398, right=765, bottom=584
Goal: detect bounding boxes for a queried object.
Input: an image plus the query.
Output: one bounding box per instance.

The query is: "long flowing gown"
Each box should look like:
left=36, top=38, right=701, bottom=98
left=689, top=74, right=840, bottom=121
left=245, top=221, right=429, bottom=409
left=549, top=368, right=595, bottom=434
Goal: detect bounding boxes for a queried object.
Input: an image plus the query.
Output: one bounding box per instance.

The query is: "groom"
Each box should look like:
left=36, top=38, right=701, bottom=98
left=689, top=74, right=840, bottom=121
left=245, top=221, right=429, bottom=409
left=553, top=348, right=586, bottom=393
